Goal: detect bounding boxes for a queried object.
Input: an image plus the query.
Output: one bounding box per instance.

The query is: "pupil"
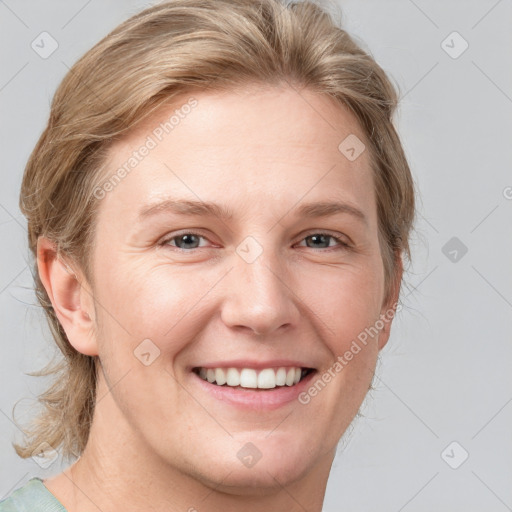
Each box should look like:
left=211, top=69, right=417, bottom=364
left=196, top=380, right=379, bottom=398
left=180, top=234, right=198, bottom=248
left=309, top=234, right=328, bottom=248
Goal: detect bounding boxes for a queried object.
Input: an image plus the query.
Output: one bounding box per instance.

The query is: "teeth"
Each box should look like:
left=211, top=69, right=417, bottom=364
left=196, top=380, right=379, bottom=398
left=257, top=368, right=275, bottom=389
left=226, top=368, right=240, bottom=386
left=195, top=366, right=309, bottom=389
left=240, top=368, right=258, bottom=388
left=215, top=368, right=227, bottom=385
left=276, top=367, right=287, bottom=386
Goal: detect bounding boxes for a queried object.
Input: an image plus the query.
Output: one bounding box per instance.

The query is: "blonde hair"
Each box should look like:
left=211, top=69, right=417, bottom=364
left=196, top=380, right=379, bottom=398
left=15, top=0, right=415, bottom=460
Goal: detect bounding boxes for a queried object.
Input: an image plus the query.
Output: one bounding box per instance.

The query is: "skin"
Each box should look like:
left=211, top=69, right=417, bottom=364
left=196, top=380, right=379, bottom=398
left=38, top=83, right=402, bottom=512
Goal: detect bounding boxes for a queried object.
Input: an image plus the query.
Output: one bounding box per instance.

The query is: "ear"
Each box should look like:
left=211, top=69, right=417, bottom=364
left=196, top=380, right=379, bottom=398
left=36, top=237, right=98, bottom=356
left=377, top=251, right=403, bottom=351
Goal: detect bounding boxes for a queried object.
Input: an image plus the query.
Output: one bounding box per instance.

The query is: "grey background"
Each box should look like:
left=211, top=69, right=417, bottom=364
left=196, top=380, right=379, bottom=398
left=1, top=0, right=511, bottom=510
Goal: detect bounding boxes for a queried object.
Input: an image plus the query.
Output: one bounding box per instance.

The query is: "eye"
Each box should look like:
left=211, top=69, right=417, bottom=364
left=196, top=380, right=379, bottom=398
left=160, top=232, right=211, bottom=250
left=296, top=232, right=350, bottom=250
left=159, top=231, right=350, bottom=252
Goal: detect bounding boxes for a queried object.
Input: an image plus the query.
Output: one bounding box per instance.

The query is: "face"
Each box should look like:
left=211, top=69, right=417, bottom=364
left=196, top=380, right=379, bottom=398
left=81, top=84, right=398, bottom=490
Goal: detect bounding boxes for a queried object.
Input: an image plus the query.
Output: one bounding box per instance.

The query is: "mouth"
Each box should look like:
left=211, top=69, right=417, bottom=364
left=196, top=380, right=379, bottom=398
left=192, top=366, right=316, bottom=390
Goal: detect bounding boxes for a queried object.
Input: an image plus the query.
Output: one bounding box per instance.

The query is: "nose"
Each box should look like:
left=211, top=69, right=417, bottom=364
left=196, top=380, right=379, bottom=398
left=220, top=247, right=301, bottom=337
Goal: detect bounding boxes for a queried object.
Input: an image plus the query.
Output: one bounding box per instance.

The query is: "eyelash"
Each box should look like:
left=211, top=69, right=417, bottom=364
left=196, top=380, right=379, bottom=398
left=158, top=230, right=350, bottom=252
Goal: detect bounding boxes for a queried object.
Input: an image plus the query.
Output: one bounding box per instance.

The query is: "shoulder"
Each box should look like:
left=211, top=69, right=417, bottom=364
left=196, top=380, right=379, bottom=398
left=0, top=478, right=67, bottom=512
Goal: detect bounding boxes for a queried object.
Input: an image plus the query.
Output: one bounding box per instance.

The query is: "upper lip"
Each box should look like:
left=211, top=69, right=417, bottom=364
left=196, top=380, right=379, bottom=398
left=190, top=359, right=316, bottom=371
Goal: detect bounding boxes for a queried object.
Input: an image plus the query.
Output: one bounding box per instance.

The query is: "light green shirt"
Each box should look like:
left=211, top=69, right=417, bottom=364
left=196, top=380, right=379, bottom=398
left=0, top=478, right=67, bottom=511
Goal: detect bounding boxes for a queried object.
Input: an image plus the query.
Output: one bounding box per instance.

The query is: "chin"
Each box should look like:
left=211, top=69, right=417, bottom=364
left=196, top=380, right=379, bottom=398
left=194, top=437, right=319, bottom=495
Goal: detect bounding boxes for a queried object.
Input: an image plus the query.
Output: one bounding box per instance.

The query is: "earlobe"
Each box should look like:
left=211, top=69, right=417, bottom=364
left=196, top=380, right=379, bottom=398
left=36, top=237, right=98, bottom=356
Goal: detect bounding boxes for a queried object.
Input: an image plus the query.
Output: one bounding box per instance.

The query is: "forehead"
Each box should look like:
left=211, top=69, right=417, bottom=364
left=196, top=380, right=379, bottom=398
left=97, top=84, right=376, bottom=224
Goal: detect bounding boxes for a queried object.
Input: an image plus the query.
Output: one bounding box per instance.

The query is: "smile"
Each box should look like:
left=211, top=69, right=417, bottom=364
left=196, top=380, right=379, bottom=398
left=192, top=366, right=316, bottom=390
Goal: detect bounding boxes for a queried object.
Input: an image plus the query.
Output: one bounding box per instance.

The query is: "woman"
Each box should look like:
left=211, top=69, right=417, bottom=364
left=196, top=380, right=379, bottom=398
left=1, top=0, right=415, bottom=510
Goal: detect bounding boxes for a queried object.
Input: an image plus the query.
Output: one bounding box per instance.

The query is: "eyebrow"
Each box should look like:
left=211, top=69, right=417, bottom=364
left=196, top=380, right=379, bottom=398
left=138, top=198, right=368, bottom=225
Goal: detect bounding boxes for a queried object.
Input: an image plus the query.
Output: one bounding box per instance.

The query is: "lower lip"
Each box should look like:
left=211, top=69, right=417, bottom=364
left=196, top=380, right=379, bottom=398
left=190, top=370, right=318, bottom=411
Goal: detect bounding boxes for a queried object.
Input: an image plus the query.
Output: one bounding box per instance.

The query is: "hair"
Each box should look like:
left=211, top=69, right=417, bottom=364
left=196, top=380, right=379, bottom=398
left=14, top=0, right=416, bottom=461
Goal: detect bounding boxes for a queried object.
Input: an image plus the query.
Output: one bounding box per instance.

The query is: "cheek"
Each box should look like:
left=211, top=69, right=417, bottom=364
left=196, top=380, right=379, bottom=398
left=296, top=257, right=385, bottom=347
left=93, top=256, right=218, bottom=358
